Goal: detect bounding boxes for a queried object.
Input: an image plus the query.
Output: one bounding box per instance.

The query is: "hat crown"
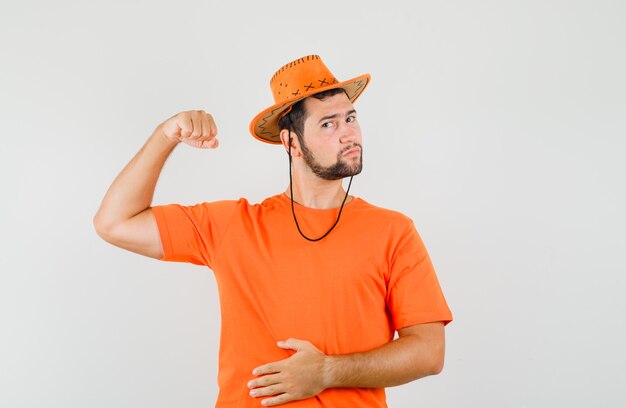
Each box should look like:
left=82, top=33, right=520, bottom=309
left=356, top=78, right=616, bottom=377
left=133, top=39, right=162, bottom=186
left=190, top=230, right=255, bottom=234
left=270, top=55, right=339, bottom=103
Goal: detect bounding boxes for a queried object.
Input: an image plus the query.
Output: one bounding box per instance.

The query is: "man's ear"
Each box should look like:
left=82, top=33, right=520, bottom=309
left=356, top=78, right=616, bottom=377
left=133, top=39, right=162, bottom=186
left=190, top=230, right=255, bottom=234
left=279, top=129, right=301, bottom=157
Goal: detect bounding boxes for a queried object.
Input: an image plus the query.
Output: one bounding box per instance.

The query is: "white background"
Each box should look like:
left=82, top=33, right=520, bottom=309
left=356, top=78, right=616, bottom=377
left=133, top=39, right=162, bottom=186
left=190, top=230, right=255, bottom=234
left=1, top=1, right=625, bottom=407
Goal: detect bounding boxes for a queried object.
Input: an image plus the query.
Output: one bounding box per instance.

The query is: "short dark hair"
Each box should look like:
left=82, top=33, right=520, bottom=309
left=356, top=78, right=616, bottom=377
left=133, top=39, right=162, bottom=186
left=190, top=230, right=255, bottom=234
left=278, top=88, right=348, bottom=144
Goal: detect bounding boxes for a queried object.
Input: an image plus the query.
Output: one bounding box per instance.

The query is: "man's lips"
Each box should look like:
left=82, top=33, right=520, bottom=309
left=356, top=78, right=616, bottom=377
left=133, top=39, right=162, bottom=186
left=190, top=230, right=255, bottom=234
left=343, top=147, right=361, bottom=157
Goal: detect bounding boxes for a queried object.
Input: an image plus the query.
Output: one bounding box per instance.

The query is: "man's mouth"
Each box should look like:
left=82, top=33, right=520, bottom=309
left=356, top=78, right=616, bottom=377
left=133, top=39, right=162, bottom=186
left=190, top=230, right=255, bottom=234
left=342, top=146, right=361, bottom=157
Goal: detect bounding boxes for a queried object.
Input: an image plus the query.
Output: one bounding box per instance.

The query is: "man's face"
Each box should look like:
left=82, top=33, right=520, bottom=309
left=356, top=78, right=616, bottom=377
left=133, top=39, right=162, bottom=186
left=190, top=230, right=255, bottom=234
left=298, top=92, right=363, bottom=180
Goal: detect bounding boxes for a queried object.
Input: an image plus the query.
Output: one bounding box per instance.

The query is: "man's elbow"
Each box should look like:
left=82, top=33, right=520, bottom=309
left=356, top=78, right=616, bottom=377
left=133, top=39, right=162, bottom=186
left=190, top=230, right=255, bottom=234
left=406, top=340, right=445, bottom=380
left=400, top=323, right=447, bottom=379
left=430, top=354, right=444, bottom=375
left=93, top=214, right=113, bottom=242
left=429, top=342, right=446, bottom=376
left=413, top=338, right=445, bottom=377
left=406, top=350, right=444, bottom=382
left=93, top=214, right=124, bottom=246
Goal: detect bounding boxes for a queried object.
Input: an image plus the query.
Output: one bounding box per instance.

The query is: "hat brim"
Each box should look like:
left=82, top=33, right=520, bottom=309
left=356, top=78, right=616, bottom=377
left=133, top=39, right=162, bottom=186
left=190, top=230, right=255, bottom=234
left=249, top=73, right=371, bottom=144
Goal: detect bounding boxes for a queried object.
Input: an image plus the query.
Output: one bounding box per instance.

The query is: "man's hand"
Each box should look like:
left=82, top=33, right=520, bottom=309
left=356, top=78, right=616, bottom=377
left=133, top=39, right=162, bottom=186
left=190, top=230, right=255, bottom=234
left=248, top=339, right=330, bottom=406
left=245, top=323, right=445, bottom=406
left=158, top=110, right=219, bottom=149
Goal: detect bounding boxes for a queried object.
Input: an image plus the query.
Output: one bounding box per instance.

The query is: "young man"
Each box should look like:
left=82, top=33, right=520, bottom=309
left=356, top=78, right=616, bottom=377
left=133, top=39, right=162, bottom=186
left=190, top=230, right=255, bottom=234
left=94, top=55, right=453, bottom=407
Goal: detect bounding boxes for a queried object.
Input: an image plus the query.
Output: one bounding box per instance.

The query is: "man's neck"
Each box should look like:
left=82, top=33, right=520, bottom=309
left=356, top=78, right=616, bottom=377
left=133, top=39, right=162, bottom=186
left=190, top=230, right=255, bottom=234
left=284, top=170, right=351, bottom=209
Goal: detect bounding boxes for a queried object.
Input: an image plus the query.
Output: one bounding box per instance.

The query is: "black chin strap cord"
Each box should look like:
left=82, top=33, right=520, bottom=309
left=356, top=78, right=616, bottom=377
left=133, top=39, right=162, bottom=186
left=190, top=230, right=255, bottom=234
left=286, top=117, right=353, bottom=242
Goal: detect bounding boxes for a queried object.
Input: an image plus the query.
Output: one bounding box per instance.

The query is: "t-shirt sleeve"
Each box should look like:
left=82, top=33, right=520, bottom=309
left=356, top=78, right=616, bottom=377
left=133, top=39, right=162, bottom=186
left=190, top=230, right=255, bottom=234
left=386, top=220, right=453, bottom=330
left=151, top=200, right=239, bottom=267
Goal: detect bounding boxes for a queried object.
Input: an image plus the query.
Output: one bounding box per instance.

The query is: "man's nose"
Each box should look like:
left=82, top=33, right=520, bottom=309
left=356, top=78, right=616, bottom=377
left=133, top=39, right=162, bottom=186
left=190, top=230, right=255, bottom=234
left=339, top=123, right=359, bottom=144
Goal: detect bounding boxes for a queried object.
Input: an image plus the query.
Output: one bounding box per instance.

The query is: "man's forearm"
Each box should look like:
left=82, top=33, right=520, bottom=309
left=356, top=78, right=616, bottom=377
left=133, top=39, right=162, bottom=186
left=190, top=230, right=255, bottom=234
left=94, top=126, right=177, bottom=229
left=324, top=331, right=444, bottom=389
left=249, top=325, right=445, bottom=406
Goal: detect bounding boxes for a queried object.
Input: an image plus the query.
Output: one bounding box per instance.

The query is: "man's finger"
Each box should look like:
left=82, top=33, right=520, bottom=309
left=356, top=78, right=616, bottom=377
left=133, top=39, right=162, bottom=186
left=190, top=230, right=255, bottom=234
left=188, top=112, right=202, bottom=139
left=199, top=112, right=211, bottom=138
left=277, top=338, right=307, bottom=351
left=178, top=116, right=193, bottom=139
left=248, top=373, right=280, bottom=389
left=253, top=362, right=281, bottom=376
left=198, top=138, right=219, bottom=149
left=206, top=138, right=219, bottom=149
left=206, top=112, right=218, bottom=138
left=261, top=393, right=293, bottom=407
left=250, top=383, right=282, bottom=398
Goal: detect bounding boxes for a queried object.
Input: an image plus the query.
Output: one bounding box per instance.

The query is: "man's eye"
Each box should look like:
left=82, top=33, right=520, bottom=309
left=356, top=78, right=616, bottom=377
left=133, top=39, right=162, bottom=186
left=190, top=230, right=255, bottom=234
left=322, top=122, right=333, bottom=128
left=346, top=116, right=357, bottom=123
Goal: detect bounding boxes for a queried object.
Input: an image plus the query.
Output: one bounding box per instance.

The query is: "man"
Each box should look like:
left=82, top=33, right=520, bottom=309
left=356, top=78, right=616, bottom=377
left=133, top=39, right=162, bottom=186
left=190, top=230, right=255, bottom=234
left=94, top=55, right=453, bottom=407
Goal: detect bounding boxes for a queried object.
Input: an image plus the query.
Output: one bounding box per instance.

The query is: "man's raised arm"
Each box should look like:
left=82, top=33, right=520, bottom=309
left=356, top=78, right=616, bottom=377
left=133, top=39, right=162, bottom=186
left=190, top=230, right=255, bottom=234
left=92, top=110, right=219, bottom=259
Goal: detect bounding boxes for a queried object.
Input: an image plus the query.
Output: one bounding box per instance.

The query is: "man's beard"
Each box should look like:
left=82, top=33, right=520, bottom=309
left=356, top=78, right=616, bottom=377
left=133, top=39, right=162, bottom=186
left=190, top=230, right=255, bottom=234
left=300, top=140, right=363, bottom=181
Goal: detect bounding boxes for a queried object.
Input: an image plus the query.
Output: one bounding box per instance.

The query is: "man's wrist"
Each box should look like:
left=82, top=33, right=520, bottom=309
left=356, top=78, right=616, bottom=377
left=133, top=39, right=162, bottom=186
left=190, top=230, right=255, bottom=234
left=153, top=125, right=180, bottom=148
left=322, top=354, right=339, bottom=389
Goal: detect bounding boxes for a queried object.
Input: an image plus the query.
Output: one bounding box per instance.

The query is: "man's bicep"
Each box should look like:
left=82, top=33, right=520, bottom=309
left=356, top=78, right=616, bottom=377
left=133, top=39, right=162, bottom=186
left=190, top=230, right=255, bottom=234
left=103, top=207, right=164, bottom=260
left=150, top=201, right=240, bottom=266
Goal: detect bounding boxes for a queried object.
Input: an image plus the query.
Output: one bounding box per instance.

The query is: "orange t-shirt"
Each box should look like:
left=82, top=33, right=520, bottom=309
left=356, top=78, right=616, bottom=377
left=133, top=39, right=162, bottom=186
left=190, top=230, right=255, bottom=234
left=152, top=194, right=452, bottom=407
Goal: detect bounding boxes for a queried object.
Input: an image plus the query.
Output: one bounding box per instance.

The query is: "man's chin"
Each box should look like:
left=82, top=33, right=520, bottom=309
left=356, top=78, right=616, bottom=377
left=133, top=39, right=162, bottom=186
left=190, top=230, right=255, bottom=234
left=331, top=164, right=363, bottom=180
left=309, top=156, right=363, bottom=180
left=346, top=162, right=363, bottom=176
left=348, top=158, right=363, bottom=175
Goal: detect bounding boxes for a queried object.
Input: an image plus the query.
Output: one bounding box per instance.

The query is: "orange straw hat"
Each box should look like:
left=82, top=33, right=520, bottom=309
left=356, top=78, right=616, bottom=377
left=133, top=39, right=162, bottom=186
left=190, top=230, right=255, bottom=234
left=249, top=55, right=371, bottom=144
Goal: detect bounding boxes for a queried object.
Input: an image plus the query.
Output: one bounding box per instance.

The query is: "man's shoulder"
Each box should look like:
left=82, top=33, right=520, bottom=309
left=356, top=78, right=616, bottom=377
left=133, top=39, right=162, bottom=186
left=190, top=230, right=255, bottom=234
left=158, top=194, right=283, bottom=214
left=181, top=195, right=275, bottom=208
left=351, top=197, right=415, bottom=229
left=197, top=194, right=284, bottom=213
left=353, top=197, right=412, bottom=220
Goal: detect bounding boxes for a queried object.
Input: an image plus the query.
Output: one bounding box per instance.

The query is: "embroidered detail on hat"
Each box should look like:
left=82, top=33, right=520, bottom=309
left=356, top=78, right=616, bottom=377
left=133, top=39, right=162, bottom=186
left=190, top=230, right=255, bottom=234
left=257, top=102, right=289, bottom=136
left=270, top=55, right=321, bottom=84
left=350, top=79, right=367, bottom=98
left=304, top=82, right=314, bottom=91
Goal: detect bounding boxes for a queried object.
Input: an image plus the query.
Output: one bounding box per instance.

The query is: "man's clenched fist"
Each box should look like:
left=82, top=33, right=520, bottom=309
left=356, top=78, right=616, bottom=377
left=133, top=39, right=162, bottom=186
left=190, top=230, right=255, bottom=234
left=158, top=110, right=219, bottom=149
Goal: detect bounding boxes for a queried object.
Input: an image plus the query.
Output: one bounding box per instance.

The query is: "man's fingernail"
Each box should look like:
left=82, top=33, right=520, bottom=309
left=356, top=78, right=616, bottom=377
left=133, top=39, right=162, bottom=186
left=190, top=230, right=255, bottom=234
left=252, top=369, right=259, bottom=375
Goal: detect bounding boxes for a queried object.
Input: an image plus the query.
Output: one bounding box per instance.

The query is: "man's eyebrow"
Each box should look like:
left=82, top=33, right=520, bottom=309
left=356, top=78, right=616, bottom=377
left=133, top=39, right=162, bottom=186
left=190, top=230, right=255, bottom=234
left=317, top=109, right=357, bottom=124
